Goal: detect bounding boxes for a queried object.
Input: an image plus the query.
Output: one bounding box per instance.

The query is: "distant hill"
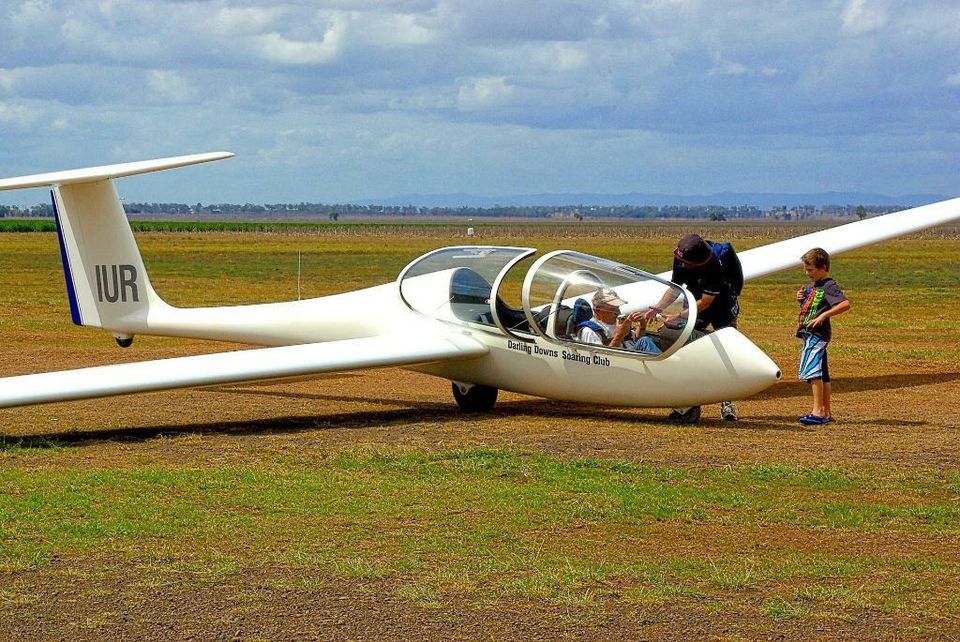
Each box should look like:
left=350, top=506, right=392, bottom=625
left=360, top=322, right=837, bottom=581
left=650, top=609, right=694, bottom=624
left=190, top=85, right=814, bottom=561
left=360, top=191, right=948, bottom=209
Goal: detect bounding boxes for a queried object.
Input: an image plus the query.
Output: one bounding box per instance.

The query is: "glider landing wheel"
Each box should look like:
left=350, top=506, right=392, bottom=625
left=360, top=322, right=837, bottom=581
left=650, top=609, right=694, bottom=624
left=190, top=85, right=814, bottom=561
left=452, top=382, right=499, bottom=413
left=115, top=335, right=134, bottom=348
left=667, top=405, right=701, bottom=424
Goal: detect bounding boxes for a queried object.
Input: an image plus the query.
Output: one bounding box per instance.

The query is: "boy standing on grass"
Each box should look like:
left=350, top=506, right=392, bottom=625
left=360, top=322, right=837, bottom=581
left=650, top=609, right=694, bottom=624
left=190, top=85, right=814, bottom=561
left=796, top=248, right=851, bottom=426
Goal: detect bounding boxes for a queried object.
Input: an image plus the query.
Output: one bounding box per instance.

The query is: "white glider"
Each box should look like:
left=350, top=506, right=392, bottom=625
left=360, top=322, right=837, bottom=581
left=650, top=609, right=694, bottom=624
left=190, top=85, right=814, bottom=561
left=0, top=153, right=957, bottom=416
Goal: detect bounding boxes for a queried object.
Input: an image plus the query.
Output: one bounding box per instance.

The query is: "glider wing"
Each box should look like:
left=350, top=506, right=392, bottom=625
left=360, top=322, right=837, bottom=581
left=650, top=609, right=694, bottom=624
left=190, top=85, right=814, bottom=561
left=0, top=333, right=487, bottom=408
left=651, top=197, right=960, bottom=281
left=736, top=197, right=960, bottom=281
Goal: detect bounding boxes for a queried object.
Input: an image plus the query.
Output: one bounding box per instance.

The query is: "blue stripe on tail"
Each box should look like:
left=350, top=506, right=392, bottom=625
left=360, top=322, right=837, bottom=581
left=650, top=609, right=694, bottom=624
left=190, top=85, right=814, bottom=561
left=51, top=190, right=82, bottom=326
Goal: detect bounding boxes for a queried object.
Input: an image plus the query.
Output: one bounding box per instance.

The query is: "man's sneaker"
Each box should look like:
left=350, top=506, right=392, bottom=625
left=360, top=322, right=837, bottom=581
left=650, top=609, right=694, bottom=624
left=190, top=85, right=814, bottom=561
left=799, top=414, right=830, bottom=425
left=667, top=406, right=701, bottom=424
left=720, top=401, right=738, bottom=422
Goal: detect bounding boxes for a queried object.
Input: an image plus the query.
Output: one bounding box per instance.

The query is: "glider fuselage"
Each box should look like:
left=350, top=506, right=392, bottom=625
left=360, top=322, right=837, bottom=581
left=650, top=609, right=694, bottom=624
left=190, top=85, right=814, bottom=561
left=116, top=263, right=781, bottom=408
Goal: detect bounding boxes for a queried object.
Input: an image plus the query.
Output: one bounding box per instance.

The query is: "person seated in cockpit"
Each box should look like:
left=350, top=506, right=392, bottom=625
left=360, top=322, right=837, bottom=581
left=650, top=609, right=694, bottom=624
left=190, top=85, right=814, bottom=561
left=577, top=288, right=661, bottom=354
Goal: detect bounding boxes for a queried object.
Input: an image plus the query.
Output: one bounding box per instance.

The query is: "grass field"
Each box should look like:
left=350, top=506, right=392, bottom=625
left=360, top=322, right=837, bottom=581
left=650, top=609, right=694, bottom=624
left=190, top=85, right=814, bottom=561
left=0, top=222, right=958, bottom=640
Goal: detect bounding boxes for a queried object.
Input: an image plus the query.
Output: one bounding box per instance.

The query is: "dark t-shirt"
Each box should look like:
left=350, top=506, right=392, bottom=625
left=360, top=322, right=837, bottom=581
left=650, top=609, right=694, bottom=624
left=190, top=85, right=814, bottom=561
left=797, top=277, right=847, bottom=341
left=672, top=257, right=728, bottom=300
left=671, top=241, right=741, bottom=327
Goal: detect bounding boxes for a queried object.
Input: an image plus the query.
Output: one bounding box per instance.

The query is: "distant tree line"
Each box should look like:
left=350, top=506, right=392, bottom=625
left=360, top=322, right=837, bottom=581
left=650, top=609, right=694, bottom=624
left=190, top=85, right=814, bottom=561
left=119, top=202, right=907, bottom=220
left=123, top=202, right=758, bottom=219
left=0, top=203, right=54, bottom=218
left=0, top=201, right=908, bottom=220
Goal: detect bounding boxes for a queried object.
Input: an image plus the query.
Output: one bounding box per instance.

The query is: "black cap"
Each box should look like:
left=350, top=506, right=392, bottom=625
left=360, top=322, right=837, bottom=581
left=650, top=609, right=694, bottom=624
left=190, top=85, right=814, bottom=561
left=674, top=234, right=711, bottom=265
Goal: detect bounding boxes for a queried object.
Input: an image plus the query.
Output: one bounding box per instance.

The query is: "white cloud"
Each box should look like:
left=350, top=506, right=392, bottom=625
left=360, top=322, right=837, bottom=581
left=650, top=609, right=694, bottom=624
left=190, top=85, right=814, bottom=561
left=0, top=101, right=39, bottom=127
left=0, top=69, right=18, bottom=94
left=946, top=71, right=960, bottom=86
left=457, top=76, right=515, bottom=111
left=60, top=15, right=163, bottom=62
left=254, top=34, right=339, bottom=65
left=210, top=7, right=283, bottom=37
left=707, top=50, right=779, bottom=79
left=10, top=0, right=52, bottom=29
left=841, top=0, right=889, bottom=36
left=359, top=12, right=441, bottom=46
left=96, top=0, right=134, bottom=21
left=252, top=14, right=347, bottom=65
left=147, top=70, right=194, bottom=103
left=710, top=61, right=750, bottom=77
left=533, top=43, right=589, bottom=72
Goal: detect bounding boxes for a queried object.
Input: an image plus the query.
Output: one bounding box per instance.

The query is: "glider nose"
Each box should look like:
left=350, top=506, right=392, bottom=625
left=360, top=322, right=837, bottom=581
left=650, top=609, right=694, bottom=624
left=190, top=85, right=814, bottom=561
left=656, top=326, right=781, bottom=406
left=710, top=327, right=781, bottom=397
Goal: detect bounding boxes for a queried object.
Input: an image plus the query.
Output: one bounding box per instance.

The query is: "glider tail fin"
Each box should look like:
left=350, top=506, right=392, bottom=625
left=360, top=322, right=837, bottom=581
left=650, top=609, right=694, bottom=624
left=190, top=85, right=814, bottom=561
left=52, top=179, right=159, bottom=331
left=0, top=152, right=234, bottom=334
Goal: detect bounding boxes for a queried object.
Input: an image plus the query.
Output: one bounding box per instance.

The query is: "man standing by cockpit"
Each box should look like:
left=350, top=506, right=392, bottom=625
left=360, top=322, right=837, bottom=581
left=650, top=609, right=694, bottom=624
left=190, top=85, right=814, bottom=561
left=645, top=233, right=744, bottom=423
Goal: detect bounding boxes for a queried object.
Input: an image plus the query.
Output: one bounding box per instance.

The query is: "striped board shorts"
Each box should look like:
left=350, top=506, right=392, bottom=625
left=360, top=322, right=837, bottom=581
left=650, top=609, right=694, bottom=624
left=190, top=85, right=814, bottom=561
left=797, top=331, right=829, bottom=382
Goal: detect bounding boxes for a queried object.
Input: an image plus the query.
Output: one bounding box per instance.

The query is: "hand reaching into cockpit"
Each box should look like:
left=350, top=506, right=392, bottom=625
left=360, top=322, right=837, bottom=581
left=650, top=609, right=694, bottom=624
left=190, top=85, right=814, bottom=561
left=642, top=306, right=662, bottom=322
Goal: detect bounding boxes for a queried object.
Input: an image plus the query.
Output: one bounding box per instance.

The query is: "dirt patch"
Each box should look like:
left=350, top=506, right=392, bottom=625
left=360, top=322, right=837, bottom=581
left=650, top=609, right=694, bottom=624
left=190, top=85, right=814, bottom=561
left=4, top=560, right=956, bottom=642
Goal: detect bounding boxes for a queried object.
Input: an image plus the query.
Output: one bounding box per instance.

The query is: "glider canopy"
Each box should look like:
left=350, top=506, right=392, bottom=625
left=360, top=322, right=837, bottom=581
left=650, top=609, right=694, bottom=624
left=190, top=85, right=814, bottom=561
left=398, top=246, right=695, bottom=359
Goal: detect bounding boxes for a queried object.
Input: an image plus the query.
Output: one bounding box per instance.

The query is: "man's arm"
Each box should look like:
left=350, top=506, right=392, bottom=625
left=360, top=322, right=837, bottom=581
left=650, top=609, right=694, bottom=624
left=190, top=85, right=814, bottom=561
left=610, top=311, right=644, bottom=346
left=696, top=293, right=716, bottom=313
left=646, top=288, right=714, bottom=321
left=645, top=263, right=684, bottom=321
left=645, top=293, right=674, bottom=320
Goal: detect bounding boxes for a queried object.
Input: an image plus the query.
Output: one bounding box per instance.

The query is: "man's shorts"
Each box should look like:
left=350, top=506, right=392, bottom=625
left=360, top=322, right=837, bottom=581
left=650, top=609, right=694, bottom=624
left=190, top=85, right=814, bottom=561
left=798, top=331, right=830, bottom=382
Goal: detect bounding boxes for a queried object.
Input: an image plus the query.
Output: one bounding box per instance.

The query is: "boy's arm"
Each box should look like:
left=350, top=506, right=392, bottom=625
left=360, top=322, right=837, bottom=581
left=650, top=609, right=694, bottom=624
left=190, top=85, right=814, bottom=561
left=806, top=299, right=851, bottom=329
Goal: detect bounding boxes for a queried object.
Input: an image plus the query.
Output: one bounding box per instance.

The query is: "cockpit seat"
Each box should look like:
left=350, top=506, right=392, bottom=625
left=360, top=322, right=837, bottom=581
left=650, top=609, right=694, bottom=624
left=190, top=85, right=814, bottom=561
left=494, top=297, right=530, bottom=333
left=450, top=267, right=491, bottom=304
left=450, top=267, right=531, bottom=333
left=556, top=298, right=594, bottom=339
left=449, top=267, right=492, bottom=322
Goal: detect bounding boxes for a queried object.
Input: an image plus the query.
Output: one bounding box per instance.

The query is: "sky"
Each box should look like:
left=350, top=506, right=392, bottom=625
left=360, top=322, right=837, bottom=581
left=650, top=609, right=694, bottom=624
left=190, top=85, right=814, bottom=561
left=1, top=0, right=959, bottom=206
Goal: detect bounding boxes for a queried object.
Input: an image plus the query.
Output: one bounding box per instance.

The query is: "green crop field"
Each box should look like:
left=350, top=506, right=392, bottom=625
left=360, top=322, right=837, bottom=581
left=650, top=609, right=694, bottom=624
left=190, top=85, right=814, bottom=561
left=0, top=222, right=958, bottom=640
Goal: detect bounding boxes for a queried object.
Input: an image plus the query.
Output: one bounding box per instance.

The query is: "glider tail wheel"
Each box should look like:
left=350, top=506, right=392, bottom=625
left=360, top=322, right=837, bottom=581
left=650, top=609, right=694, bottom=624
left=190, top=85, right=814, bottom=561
left=452, top=381, right=499, bottom=413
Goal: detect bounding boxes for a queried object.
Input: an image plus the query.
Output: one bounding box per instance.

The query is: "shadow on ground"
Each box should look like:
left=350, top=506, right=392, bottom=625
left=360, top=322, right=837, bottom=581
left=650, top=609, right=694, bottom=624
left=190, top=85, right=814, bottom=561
left=3, top=371, right=954, bottom=450
left=754, top=371, right=960, bottom=400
